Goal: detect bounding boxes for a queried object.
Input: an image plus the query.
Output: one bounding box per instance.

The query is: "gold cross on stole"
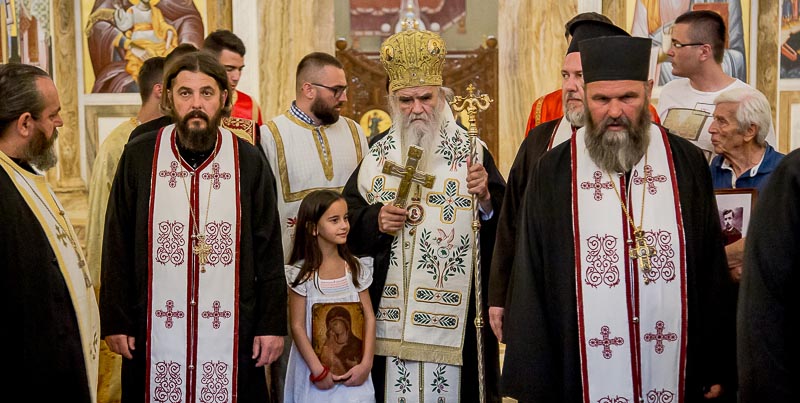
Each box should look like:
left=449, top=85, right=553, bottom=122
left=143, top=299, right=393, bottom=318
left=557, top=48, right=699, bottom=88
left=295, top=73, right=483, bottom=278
left=629, top=230, right=656, bottom=272
left=192, top=234, right=212, bottom=272
left=382, top=145, right=436, bottom=208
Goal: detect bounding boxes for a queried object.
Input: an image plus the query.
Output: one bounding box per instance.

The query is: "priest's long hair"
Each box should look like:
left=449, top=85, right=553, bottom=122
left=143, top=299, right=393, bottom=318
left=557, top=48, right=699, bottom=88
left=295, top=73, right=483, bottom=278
left=288, top=189, right=361, bottom=288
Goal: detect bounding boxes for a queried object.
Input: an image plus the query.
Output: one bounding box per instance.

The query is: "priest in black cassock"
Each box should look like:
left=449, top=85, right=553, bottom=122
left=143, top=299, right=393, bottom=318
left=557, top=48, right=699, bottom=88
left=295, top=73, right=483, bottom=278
left=737, top=148, right=800, bottom=403
left=2, top=63, right=100, bottom=403
left=343, top=27, right=505, bottom=402
left=502, top=36, right=737, bottom=402
left=488, top=16, right=629, bottom=343
left=100, top=51, right=286, bottom=403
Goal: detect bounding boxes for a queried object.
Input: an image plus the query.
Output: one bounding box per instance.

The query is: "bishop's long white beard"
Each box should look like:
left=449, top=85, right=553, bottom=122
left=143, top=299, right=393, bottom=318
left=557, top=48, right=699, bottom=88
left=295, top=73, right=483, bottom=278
left=391, top=99, right=447, bottom=169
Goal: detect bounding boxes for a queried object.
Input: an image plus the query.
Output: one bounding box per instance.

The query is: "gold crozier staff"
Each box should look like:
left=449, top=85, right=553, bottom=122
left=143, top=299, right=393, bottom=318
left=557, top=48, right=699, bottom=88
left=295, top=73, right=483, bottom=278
left=450, top=84, right=493, bottom=403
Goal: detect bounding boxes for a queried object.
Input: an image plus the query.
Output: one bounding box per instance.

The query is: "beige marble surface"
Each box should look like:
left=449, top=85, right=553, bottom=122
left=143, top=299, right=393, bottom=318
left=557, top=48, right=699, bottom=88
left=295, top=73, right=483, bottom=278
left=497, top=0, right=577, bottom=175
left=258, top=1, right=336, bottom=122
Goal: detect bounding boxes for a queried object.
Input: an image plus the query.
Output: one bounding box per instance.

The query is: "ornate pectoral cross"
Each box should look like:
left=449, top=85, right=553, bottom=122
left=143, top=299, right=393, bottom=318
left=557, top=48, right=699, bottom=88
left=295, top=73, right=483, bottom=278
left=382, top=145, right=436, bottom=208
left=629, top=229, right=656, bottom=275
left=192, top=234, right=212, bottom=273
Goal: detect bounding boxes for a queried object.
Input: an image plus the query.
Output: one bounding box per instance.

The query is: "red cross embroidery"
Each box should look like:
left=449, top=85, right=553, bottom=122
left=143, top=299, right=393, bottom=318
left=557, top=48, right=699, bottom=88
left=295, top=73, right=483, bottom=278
left=201, top=300, right=232, bottom=329
left=580, top=171, right=614, bottom=201
left=201, top=162, right=232, bottom=190
left=632, top=164, right=667, bottom=195
left=643, top=320, right=678, bottom=354
left=158, top=161, right=189, bottom=188
left=155, top=300, right=185, bottom=329
left=588, top=325, right=625, bottom=359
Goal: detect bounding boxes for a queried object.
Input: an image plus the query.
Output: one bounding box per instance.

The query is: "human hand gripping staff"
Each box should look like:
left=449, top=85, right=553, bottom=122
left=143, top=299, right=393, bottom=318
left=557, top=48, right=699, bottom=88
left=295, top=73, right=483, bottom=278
left=450, top=83, right=494, bottom=403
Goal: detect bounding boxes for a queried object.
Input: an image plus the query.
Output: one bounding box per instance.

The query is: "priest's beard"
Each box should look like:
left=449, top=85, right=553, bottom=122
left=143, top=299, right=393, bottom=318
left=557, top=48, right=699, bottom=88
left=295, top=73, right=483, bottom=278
left=390, top=95, right=447, bottom=156
left=25, top=127, right=58, bottom=171
left=311, top=96, right=343, bottom=125
left=584, top=103, right=651, bottom=173
left=563, top=90, right=585, bottom=127
left=175, top=109, right=223, bottom=152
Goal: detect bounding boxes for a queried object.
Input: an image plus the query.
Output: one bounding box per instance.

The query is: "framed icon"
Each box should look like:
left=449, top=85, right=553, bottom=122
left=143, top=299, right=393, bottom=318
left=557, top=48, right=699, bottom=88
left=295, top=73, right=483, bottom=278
left=311, top=302, right=365, bottom=376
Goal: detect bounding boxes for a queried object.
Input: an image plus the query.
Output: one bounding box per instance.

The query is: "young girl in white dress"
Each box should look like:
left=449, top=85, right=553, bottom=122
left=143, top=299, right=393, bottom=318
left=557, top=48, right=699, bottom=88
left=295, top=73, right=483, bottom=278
left=283, top=190, right=376, bottom=402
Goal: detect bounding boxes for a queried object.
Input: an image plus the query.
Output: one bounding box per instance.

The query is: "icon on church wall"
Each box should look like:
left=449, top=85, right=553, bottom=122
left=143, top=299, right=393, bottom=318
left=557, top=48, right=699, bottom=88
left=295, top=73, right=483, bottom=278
left=359, top=109, right=392, bottom=138
left=82, top=0, right=205, bottom=93
left=1, top=0, right=53, bottom=74
left=780, top=0, right=800, bottom=79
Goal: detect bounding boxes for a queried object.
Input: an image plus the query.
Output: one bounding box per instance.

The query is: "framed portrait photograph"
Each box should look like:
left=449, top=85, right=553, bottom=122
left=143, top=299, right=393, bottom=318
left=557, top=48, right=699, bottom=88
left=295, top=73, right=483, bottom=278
left=311, top=302, right=365, bottom=376
left=714, top=188, right=758, bottom=245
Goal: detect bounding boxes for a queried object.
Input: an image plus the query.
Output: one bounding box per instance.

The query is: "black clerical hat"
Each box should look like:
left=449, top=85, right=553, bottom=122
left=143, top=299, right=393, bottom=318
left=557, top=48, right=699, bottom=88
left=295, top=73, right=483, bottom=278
left=579, top=36, right=652, bottom=83
left=566, top=19, right=629, bottom=54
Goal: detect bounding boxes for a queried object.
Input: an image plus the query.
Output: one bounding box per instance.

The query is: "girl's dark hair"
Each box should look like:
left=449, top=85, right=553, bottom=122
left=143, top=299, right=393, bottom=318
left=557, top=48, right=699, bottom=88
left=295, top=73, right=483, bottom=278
left=288, top=189, right=361, bottom=288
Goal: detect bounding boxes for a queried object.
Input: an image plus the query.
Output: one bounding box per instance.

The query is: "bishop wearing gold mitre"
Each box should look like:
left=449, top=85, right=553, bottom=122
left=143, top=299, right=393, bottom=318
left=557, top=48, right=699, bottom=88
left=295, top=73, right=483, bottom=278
left=342, top=24, right=506, bottom=402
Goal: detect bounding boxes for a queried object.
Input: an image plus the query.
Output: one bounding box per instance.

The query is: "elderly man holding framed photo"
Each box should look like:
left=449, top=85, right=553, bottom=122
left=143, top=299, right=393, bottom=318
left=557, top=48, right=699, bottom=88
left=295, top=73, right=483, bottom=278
left=708, top=87, right=784, bottom=282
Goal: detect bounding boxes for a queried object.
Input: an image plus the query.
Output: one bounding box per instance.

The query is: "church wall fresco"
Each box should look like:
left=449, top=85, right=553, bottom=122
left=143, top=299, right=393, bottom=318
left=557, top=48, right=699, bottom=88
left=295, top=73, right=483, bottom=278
left=80, top=0, right=207, bottom=94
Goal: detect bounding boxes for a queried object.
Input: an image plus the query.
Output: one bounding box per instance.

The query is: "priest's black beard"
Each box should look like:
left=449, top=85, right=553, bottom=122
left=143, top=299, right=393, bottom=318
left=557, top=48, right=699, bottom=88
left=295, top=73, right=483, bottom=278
left=175, top=109, right=222, bottom=152
left=311, top=97, right=342, bottom=125
left=25, top=127, right=58, bottom=171
left=584, top=102, right=651, bottom=173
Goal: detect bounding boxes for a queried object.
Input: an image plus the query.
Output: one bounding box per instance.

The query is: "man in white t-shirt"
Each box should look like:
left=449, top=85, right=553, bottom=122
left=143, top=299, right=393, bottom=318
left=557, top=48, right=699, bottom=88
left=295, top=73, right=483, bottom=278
left=658, top=10, right=775, bottom=161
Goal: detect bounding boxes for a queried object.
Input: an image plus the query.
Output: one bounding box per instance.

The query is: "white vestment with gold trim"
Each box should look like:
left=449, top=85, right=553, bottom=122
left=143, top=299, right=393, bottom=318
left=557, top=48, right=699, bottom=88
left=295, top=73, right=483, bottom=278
left=260, top=112, right=367, bottom=261
left=0, top=151, right=101, bottom=403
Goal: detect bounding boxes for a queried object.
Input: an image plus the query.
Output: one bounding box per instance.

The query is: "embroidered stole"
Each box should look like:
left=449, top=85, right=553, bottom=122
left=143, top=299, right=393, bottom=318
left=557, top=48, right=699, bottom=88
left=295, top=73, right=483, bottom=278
left=572, top=125, right=687, bottom=402
left=221, top=116, right=258, bottom=145
left=357, top=108, right=479, bottom=366
left=262, top=112, right=366, bottom=261
left=0, top=151, right=100, bottom=403
left=147, top=125, right=241, bottom=402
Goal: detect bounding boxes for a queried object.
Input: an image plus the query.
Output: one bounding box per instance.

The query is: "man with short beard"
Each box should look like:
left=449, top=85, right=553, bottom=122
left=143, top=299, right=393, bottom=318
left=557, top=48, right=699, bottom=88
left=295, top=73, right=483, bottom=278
left=502, top=35, right=737, bottom=402
left=1, top=63, right=100, bottom=403
left=100, top=51, right=287, bottom=403
left=488, top=17, right=630, bottom=343
left=343, top=28, right=506, bottom=402
left=259, top=51, right=367, bottom=402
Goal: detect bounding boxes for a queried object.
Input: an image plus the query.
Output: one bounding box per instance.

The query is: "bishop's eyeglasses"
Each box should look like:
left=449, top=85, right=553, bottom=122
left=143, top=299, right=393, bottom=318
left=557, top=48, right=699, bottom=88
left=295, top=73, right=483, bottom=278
left=311, top=83, right=348, bottom=98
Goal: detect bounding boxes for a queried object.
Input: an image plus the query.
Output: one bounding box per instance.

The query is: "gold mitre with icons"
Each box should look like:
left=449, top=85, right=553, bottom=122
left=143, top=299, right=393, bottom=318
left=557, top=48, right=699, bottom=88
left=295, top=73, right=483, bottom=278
left=380, top=28, right=446, bottom=92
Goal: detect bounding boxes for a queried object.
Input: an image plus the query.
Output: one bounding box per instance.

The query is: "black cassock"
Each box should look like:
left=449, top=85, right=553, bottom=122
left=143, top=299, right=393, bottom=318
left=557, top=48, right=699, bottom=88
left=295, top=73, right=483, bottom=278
left=502, top=133, right=738, bottom=402
left=343, top=145, right=506, bottom=403
left=737, top=148, right=800, bottom=403
left=100, top=130, right=286, bottom=403
left=2, top=161, right=92, bottom=403
left=489, top=118, right=561, bottom=308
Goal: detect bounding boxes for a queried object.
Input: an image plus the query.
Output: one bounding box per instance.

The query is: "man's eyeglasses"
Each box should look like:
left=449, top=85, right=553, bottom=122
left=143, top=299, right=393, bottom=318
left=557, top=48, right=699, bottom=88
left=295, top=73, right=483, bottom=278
left=311, top=83, right=348, bottom=98
left=670, top=40, right=706, bottom=49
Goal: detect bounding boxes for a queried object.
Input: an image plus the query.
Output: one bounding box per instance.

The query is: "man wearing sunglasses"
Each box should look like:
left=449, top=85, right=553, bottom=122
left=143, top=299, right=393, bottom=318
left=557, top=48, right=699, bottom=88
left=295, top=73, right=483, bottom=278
left=259, top=51, right=368, bottom=402
left=657, top=10, right=775, bottom=162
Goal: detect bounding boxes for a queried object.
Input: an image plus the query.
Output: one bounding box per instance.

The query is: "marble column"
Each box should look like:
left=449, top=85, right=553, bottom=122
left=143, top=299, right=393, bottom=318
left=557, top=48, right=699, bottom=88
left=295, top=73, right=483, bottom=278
left=257, top=0, right=336, bottom=120
left=497, top=0, right=577, bottom=174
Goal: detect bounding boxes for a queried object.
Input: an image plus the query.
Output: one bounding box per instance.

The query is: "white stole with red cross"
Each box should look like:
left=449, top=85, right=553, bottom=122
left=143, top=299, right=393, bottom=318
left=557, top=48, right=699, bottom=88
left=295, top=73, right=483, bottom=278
left=572, top=124, right=687, bottom=402
left=148, top=125, right=241, bottom=402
